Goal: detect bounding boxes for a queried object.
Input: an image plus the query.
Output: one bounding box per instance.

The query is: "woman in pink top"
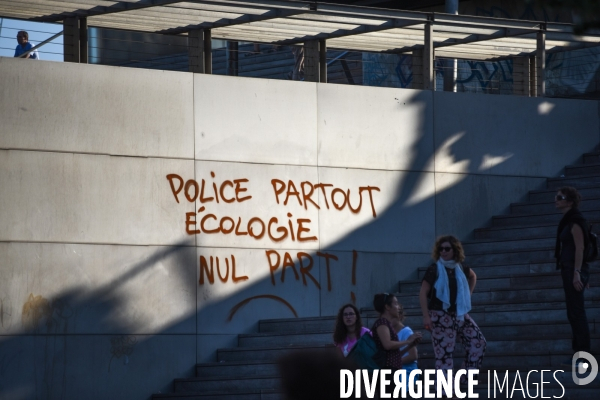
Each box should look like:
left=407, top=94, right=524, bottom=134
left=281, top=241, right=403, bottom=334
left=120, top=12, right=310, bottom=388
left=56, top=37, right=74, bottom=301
left=333, top=303, right=371, bottom=357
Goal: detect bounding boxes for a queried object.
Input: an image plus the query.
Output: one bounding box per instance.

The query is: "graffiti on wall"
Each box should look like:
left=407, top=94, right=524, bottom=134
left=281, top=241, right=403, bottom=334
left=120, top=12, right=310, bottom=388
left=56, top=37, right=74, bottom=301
left=167, top=172, right=380, bottom=319
left=108, top=335, right=137, bottom=372
left=363, top=3, right=600, bottom=97
left=167, top=173, right=380, bottom=241
left=21, top=293, right=73, bottom=332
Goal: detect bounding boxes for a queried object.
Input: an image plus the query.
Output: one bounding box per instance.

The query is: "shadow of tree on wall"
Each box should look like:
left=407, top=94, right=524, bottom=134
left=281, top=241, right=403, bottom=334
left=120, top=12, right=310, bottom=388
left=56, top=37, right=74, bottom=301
left=1, top=90, right=597, bottom=400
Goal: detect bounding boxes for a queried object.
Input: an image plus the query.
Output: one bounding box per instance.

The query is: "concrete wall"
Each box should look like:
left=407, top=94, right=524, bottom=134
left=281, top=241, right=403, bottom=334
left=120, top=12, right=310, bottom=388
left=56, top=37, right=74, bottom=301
left=0, top=57, right=598, bottom=399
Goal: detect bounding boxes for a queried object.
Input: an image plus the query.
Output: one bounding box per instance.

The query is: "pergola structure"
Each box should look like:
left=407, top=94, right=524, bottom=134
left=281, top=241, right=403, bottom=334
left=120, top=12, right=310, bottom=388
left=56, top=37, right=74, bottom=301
left=3, top=0, right=600, bottom=95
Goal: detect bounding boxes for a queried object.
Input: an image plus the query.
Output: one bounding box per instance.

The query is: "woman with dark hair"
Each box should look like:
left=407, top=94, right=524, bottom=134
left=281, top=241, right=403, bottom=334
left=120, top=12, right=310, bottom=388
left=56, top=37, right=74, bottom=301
left=419, top=235, right=486, bottom=386
left=555, top=186, right=591, bottom=361
left=333, top=303, right=371, bottom=357
left=372, top=293, right=422, bottom=370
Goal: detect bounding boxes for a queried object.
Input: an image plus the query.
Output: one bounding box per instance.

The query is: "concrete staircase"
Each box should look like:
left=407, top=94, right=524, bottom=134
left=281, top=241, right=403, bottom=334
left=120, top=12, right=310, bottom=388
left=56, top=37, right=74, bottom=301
left=152, top=149, right=600, bottom=399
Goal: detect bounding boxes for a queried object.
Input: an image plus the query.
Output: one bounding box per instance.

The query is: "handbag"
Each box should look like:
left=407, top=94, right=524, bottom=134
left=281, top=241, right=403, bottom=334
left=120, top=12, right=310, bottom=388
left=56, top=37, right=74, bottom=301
left=347, top=334, right=387, bottom=371
left=371, top=348, right=387, bottom=368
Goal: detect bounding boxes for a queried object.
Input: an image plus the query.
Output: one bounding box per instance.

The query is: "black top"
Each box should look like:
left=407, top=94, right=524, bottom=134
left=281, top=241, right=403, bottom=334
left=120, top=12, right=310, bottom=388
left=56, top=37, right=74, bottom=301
left=371, top=317, right=402, bottom=369
left=555, top=208, right=589, bottom=270
left=559, top=224, right=577, bottom=267
left=422, top=263, right=472, bottom=312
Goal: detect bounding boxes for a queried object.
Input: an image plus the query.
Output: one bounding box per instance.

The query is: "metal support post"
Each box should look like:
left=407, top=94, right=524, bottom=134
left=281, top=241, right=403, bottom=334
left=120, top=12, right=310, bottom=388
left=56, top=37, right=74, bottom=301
left=423, top=21, right=434, bottom=91
left=513, top=57, right=530, bottom=96
left=536, top=29, right=546, bottom=97
left=443, top=59, right=457, bottom=92
left=204, top=29, right=212, bottom=74
left=412, top=49, right=423, bottom=89
left=79, top=17, right=88, bottom=63
left=63, top=17, right=80, bottom=63
left=304, top=40, right=319, bottom=82
left=188, top=30, right=204, bottom=73
left=227, top=41, right=239, bottom=76
left=529, top=55, right=537, bottom=97
left=443, top=0, right=458, bottom=92
left=319, top=39, right=327, bottom=83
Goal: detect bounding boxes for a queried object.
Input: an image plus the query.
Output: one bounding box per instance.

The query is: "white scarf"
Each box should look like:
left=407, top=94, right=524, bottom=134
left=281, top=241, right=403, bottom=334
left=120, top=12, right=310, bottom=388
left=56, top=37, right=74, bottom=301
left=434, top=259, right=471, bottom=320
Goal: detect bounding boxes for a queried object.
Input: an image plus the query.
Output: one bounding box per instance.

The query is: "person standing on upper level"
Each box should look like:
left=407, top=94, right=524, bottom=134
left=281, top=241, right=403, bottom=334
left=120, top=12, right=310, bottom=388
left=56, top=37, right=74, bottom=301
left=14, top=31, right=39, bottom=60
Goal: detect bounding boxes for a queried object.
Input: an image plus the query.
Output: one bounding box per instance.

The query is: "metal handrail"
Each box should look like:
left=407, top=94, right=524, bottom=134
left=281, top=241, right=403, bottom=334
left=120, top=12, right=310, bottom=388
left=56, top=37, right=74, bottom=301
left=327, top=50, right=349, bottom=66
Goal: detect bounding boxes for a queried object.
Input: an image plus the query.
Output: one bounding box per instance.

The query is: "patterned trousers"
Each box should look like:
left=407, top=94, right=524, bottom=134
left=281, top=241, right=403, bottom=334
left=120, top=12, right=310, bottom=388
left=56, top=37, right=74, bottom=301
left=429, top=310, right=486, bottom=383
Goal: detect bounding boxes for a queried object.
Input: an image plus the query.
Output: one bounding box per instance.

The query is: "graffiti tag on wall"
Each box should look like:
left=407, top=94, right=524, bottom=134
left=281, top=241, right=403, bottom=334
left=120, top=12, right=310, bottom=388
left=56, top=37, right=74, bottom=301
left=166, top=172, right=380, bottom=317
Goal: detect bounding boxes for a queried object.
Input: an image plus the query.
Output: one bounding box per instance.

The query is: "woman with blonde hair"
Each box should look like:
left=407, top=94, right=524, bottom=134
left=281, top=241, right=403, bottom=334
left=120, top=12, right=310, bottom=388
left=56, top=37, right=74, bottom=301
left=419, top=235, right=486, bottom=387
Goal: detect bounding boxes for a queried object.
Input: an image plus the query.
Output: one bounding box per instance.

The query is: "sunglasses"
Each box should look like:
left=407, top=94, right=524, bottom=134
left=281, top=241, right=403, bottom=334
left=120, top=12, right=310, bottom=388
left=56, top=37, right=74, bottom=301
left=439, top=246, right=453, bottom=252
left=555, top=195, right=568, bottom=201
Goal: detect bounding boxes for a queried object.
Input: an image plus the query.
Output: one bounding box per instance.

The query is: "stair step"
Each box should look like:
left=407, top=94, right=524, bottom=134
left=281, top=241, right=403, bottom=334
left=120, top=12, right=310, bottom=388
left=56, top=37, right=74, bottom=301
left=583, top=152, right=600, bottom=164
left=492, top=210, right=600, bottom=228
left=528, top=185, right=600, bottom=202
left=366, top=302, right=600, bottom=327
left=196, top=360, right=279, bottom=379
left=259, top=316, right=336, bottom=334
left=474, top=220, right=600, bottom=241
left=260, top=300, right=600, bottom=334
left=565, top=162, right=600, bottom=177
left=174, top=375, right=280, bottom=393
left=239, top=320, right=598, bottom=348
left=466, top=248, right=554, bottom=265
left=398, top=270, right=592, bottom=293
left=153, top=389, right=281, bottom=400
left=216, top=340, right=600, bottom=367
left=217, top=344, right=334, bottom=363
left=416, top=261, right=570, bottom=279
left=396, top=286, right=600, bottom=308
left=239, top=331, right=332, bottom=348
left=416, top=350, right=596, bottom=370
left=462, top=237, right=554, bottom=253
left=510, top=197, right=600, bottom=215
left=217, top=333, right=600, bottom=363
left=415, top=336, right=600, bottom=358
left=546, top=173, right=600, bottom=189
left=474, top=224, right=557, bottom=241
left=397, top=301, right=600, bottom=319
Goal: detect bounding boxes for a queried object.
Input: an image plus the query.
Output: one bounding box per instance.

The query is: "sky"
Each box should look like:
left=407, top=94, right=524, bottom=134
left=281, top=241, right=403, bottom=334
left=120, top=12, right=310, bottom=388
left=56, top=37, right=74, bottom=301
left=0, top=18, right=63, bottom=61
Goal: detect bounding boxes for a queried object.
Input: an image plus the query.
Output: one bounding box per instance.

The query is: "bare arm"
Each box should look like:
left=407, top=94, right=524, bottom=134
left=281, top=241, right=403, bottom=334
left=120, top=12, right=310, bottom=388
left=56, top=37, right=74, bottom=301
left=468, top=269, right=477, bottom=294
left=572, top=224, right=585, bottom=291
left=376, top=325, right=421, bottom=351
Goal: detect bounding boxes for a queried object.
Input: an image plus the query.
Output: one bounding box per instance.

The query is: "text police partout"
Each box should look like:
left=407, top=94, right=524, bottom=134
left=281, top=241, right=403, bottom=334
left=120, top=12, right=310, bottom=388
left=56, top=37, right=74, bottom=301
left=340, top=369, right=568, bottom=398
